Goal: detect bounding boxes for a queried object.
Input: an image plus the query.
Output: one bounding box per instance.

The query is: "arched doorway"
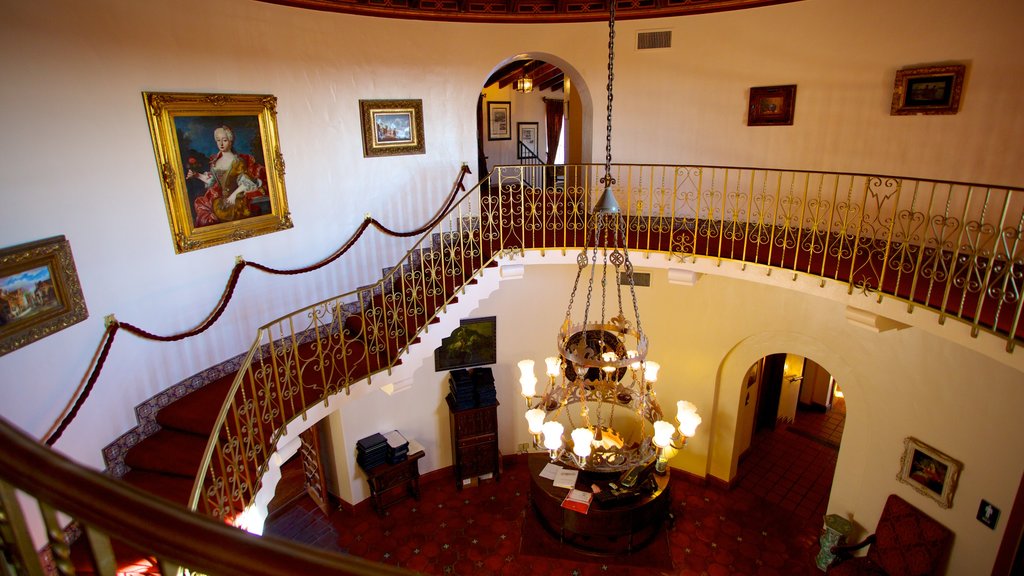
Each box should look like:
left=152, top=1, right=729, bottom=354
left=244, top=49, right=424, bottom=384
left=476, top=54, right=593, bottom=184
left=732, top=352, right=845, bottom=521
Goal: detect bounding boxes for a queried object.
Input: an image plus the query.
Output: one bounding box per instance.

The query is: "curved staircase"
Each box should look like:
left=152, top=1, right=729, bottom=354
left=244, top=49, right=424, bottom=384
left=76, top=219, right=498, bottom=572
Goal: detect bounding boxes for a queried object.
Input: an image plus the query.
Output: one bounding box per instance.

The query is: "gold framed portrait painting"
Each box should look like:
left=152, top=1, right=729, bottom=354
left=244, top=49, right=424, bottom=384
left=143, top=92, right=292, bottom=254
left=1, top=236, right=88, bottom=357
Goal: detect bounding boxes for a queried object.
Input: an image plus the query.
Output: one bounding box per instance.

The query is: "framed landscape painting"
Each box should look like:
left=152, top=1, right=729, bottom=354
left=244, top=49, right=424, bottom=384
left=0, top=236, right=88, bottom=356
left=143, top=92, right=292, bottom=254
left=358, top=99, right=426, bottom=158
left=897, top=437, right=962, bottom=508
left=891, top=64, right=966, bottom=115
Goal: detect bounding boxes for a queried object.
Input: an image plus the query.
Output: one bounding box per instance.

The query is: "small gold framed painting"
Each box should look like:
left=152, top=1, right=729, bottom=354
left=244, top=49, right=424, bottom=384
left=359, top=99, right=426, bottom=158
left=891, top=64, right=966, bottom=116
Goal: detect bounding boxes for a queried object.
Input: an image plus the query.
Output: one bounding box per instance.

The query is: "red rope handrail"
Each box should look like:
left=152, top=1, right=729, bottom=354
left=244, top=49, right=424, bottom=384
left=44, top=165, right=471, bottom=446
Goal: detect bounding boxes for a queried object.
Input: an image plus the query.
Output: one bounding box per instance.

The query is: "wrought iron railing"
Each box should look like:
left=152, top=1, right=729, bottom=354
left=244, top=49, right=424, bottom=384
left=191, top=163, right=1023, bottom=521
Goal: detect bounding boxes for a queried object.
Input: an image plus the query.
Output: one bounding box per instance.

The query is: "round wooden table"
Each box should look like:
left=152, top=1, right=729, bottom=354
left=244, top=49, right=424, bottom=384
left=527, top=452, right=670, bottom=555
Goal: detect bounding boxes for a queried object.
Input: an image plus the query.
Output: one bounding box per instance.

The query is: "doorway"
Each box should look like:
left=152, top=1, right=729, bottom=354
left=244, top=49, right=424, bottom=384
left=735, top=353, right=845, bottom=521
left=476, top=56, right=590, bottom=185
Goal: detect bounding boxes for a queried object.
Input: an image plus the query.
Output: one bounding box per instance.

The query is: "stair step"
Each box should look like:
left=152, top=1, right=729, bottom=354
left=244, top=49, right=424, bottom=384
left=124, top=428, right=208, bottom=478
left=122, top=469, right=195, bottom=507
left=156, top=373, right=235, bottom=435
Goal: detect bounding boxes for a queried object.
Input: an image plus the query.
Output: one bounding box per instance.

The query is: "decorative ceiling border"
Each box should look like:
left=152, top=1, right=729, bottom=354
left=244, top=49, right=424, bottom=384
left=255, top=0, right=803, bottom=23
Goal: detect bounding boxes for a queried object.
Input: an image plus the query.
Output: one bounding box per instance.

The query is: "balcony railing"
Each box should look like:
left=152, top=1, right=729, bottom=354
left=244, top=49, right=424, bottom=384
left=192, top=163, right=1023, bottom=524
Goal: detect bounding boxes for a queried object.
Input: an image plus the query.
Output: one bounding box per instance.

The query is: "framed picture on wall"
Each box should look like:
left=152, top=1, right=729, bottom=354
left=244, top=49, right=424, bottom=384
left=747, top=84, right=797, bottom=126
left=434, top=316, right=497, bottom=371
left=487, top=101, right=511, bottom=140
left=142, top=92, right=292, bottom=254
left=358, top=99, right=426, bottom=157
left=516, top=122, right=539, bottom=159
left=897, top=437, right=962, bottom=508
left=890, top=64, right=965, bottom=115
left=0, top=236, right=88, bottom=357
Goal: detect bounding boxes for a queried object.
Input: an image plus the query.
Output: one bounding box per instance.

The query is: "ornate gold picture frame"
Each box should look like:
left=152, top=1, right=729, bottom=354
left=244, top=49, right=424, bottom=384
left=891, top=64, right=965, bottom=116
left=143, top=92, right=292, bottom=253
left=0, top=236, right=88, bottom=356
left=898, top=437, right=962, bottom=508
left=358, top=99, right=426, bottom=158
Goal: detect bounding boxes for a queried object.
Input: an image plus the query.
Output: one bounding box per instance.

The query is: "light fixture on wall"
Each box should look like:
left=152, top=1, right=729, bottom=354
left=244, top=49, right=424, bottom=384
left=517, top=2, right=698, bottom=474
left=514, top=73, right=533, bottom=93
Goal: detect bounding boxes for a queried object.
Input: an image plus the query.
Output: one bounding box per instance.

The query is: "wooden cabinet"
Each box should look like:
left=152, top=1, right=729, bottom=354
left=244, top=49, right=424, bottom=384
left=446, top=396, right=500, bottom=490
left=360, top=449, right=424, bottom=516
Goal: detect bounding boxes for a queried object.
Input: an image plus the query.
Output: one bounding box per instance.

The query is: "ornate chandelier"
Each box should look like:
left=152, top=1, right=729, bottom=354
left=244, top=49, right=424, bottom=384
left=517, top=2, right=700, bottom=474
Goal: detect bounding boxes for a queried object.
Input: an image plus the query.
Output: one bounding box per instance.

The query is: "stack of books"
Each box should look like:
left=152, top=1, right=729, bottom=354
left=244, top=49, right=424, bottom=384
left=356, top=432, right=388, bottom=471
left=447, top=367, right=497, bottom=409
left=474, top=368, right=497, bottom=406
left=383, top=429, right=409, bottom=464
left=448, top=369, right=477, bottom=409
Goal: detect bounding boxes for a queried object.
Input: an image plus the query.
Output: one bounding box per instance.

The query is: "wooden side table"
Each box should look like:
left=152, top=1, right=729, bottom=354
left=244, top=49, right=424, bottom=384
left=360, top=449, right=424, bottom=516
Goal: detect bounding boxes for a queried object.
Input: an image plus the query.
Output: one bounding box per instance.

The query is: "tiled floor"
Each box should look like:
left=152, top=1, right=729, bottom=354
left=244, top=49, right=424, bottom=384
left=264, top=398, right=845, bottom=575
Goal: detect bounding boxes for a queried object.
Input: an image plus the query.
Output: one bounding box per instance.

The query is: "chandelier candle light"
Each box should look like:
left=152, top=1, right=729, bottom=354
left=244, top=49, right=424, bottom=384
left=518, top=1, right=699, bottom=475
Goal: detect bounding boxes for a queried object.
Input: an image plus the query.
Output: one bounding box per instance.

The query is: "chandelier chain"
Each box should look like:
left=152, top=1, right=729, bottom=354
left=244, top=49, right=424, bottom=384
left=602, top=1, right=616, bottom=187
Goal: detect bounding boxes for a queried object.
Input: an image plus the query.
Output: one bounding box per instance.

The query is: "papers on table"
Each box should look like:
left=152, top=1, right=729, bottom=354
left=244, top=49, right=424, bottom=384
left=540, top=462, right=579, bottom=488
left=553, top=468, right=579, bottom=489
left=539, top=462, right=561, bottom=480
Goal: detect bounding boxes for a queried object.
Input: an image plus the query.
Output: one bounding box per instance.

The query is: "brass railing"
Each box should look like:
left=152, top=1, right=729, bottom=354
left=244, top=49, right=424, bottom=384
left=191, top=163, right=1023, bottom=521
left=0, top=416, right=412, bottom=576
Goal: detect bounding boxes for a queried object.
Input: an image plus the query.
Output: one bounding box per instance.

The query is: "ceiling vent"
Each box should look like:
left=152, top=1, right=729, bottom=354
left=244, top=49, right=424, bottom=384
left=637, top=30, right=672, bottom=50
left=621, top=271, right=651, bottom=287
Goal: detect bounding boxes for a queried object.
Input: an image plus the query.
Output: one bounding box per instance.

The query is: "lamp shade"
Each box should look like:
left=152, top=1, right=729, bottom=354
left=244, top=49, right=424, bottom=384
left=652, top=420, right=675, bottom=448
left=518, top=359, right=535, bottom=379
left=677, top=400, right=702, bottom=437
left=627, top=350, right=641, bottom=370
left=542, top=421, right=564, bottom=451
left=644, top=361, right=661, bottom=382
left=677, top=400, right=698, bottom=420
left=519, top=375, right=538, bottom=397
left=571, top=427, right=594, bottom=458
left=544, top=356, right=561, bottom=377
left=525, top=408, right=546, bottom=435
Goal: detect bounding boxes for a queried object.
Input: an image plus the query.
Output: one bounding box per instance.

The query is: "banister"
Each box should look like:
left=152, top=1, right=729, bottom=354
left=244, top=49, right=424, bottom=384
left=0, top=416, right=414, bottom=576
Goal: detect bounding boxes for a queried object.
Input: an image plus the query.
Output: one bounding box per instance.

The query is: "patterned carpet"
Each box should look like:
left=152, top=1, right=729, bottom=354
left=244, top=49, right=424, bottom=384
left=264, top=400, right=844, bottom=575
